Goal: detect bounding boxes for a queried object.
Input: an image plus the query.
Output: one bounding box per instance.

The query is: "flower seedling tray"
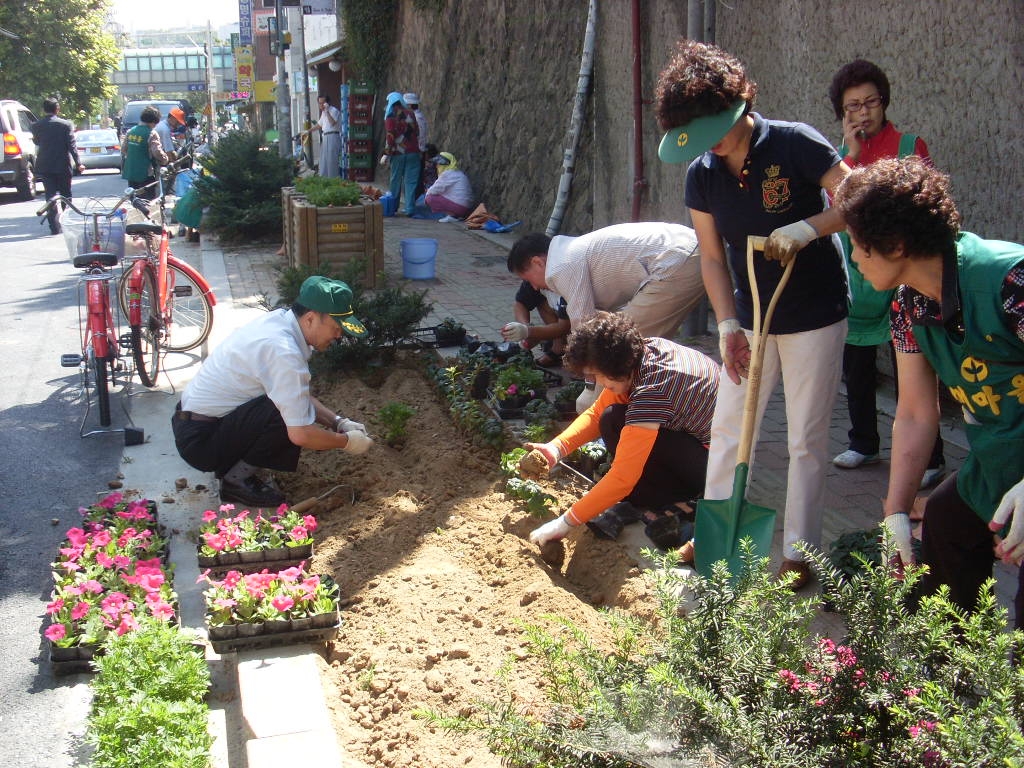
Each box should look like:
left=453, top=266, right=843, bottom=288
left=208, top=611, right=342, bottom=654
left=486, top=390, right=548, bottom=420
left=196, top=543, right=313, bottom=577
left=50, top=643, right=101, bottom=676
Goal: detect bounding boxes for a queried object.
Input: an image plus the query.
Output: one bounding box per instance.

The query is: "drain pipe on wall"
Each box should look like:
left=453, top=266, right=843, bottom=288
left=630, top=0, right=647, bottom=221
left=545, top=0, right=597, bottom=236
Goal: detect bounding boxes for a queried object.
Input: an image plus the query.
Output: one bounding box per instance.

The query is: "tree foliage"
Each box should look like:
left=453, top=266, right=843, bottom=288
left=0, top=0, right=119, bottom=120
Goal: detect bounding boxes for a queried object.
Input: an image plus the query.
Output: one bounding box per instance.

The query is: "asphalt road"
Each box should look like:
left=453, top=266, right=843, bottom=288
left=0, top=170, right=134, bottom=767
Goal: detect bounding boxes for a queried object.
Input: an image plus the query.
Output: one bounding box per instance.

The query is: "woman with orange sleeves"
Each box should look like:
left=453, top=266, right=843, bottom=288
left=525, top=312, right=720, bottom=547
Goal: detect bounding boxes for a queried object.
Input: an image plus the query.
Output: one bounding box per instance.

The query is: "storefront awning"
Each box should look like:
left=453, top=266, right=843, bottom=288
left=306, top=42, right=344, bottom=67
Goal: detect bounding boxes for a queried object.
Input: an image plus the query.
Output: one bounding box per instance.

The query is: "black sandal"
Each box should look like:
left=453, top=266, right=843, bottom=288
left=642, top=504, right=696, bottom=550
left=586, top=501, right=642, bottom=540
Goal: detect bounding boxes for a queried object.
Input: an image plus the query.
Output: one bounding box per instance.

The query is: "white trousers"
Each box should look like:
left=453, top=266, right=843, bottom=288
left=703, top=319, right=846, bottom=561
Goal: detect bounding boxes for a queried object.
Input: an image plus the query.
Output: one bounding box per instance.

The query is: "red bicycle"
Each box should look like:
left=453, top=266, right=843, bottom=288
left=118, top=170, right=217, bottom=387
left=38, top=192, right=140, bottom=437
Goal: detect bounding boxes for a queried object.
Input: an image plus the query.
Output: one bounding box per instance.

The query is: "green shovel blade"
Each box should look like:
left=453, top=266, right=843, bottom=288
left=694, top=463, right=776, bottom=578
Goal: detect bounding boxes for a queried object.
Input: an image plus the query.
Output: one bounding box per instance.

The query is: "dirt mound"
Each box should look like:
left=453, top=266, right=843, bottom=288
left=278, top=354, right=657, bottom=767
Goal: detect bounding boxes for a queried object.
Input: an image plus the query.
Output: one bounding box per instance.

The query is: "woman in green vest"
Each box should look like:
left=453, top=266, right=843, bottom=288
left=835, top=156, right=1024, bottom=628
left=121, top=105, right=168, bottom=201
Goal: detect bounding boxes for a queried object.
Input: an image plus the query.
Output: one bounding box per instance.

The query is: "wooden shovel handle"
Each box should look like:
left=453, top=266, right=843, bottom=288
left=290, top=497, right=319, bottom=514
left=737, top=236, right=795, bottom=467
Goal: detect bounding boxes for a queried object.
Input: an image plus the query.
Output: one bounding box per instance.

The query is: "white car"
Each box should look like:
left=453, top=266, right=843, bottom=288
left=75, top=129, right=122, bottom=172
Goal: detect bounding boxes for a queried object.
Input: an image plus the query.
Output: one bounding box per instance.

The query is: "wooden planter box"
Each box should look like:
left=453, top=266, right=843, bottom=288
left=281, top=186, right=305, bottom=266
left=289, top=196, right=384, bottom=288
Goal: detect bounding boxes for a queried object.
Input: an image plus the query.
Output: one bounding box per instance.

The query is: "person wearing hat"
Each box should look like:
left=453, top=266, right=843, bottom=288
left=403, top=92, right=429, bottom=196
left=834, top=156, right=1024, bottom=627
left=121, top=105, right=169, bottom=202
left=154, top=106, right=186, bottom=161
left=302, top=94, right=341, bottom=178
left=655, top=39, right=852, bottom=589
left=380, top=92, right=420, bottom=216
left=424, top=151, right=474, bottom=221
left=171, top=276, right=374, bottom=508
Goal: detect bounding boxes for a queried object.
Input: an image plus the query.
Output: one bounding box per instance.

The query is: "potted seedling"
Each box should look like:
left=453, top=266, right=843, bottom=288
left=489, top=361, right=547, bottom=418
left=565, top=440, right=608, bottom=481
left=433, top=316, right=467, bottom=347
left=553, top=380, right=586, bottom=419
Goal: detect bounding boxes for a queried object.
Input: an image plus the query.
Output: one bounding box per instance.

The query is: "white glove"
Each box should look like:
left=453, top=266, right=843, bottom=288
left=990, top=478, right=1024, bottom=564
left=717, top=318, right=741, bottom=363
left=334, top=415, right=366, bottom=434
left=765, top=219, right=818, bottom=266
left=881, top=512, right=914, bottom=566
left=342, top=430, right=374, bottom=455
left=529, top=514, right=574, bottom=546
left=501, top=322, right=529, bottom=342
left=378, top=154, right=389, bottom=166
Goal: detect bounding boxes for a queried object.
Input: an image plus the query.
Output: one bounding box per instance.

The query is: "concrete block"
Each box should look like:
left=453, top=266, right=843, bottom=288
left=237, top=648, right=332, bottom=739
left=246, top=728, right=342, bottom=768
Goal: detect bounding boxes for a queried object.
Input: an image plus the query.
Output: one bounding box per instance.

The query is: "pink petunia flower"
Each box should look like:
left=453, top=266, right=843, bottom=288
left=71, top=602, right=90, bottom=620
left=115, top=614, right=139, bottom=635
left=45, top=624, right=67, bottom=642
left=149, top=601, right=176, bottom=621
left=202, top=509, right=218, bottom=523
left=46, top=598, right=65, bottom=615
left=271, top=595, right=294, bottom=613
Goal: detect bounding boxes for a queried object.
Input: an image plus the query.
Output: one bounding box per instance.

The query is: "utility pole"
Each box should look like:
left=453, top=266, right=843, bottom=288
left=274, top=0, right=291, bottom=158
left=206, top=22, right=217, bottom=145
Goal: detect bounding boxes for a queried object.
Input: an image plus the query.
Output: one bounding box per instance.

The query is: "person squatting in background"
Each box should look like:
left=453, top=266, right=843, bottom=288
left=424, top=151, right=475, bottom=222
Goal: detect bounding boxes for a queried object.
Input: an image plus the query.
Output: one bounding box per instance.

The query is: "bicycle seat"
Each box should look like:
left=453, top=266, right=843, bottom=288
left=125, top=223, right=164, bottom=236
left=73, top=252, right=119, bottom=269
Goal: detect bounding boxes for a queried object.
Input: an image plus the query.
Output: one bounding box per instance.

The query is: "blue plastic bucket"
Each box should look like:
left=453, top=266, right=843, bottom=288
left=380, top=192, right=398, bottom=217
left=401, top=238, right=438, bottom=280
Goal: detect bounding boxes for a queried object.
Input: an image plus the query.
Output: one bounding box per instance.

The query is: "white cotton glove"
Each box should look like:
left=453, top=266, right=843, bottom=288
left=529, top=514, right=574, bottom=546
left=501, top=322, right=529, bottom=342
left=334, top=416, right=366, bottom=434
left=765, top=219, right=818, bottom=266
left=881, top=512, right=915, bottom=566
left=990, top=478, right=1024, bottom=565
left=342, top=430, right=374, bottom=455
left=378, top=154, right=389, bottom=166
left=717, top=318, right=741, bottom=363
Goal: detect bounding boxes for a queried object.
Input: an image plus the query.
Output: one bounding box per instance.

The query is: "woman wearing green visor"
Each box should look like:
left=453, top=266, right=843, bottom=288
left=655, top=40, right=852, bottom=588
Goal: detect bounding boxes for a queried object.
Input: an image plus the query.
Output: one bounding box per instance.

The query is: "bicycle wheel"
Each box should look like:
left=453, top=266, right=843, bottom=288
left=87, top=348, right=111, bottom=427
left=130, top=266, right=162, bottom=387
left=163, top=262, right=213, bottom=352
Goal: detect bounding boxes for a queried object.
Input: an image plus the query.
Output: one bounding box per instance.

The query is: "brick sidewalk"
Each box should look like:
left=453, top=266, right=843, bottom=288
left=207, top=216, right=1017, bottom=621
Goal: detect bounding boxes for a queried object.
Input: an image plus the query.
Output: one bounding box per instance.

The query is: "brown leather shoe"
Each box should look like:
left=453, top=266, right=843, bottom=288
left=777, top=558, right=812, bottom=590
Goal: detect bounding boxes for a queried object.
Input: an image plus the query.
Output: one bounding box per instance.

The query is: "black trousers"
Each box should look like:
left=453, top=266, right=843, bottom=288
left=40, top=172, right=72, bottom=233
left=919, top=471, right=1024, bottom=630
left=599, top=403, right=708, bottom=510
left=843, top=342, right=944, bottom=467
left=171, top=396, right=301, bottom=479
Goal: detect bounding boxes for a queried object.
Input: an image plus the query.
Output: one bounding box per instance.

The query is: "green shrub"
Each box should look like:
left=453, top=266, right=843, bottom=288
left=421, top=544, right=1024, bottom=767
left=193, top=130, right=293, bottom=242
left=88, top=620, right=212, bottom=768
left=294, top=176, right=363, bottom=207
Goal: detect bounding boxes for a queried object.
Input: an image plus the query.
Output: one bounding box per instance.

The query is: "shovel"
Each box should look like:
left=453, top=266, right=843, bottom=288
left=694, top=235, right=795, bottom=578
left=290, top=484, right=353, bottom=514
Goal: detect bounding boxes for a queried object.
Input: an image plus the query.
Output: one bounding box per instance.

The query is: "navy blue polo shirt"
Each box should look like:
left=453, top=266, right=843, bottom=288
left=685, top=113, right=848, bottom=334
left=514, top=280, right=569, bottom=319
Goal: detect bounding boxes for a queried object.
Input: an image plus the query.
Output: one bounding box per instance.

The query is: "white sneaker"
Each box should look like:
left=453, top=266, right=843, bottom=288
left=438, top=215, right=459, bottom=223
left=920, top=462, right=946, bottom=490
left=832, top=449, right=880, bottom=469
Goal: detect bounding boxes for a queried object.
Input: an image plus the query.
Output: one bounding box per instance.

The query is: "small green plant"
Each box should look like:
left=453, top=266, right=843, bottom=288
left=295, top=175, right=363, bottom=207
left=437, top=316, right=464, bottom=334
left=377, top=401, right=415, bottom=447
left=88, top=619, right=212, bottom=768
left=505, top=477, right=557, bottom=517
left=500, top=448, right=528, bottom=476
left=523, top=398, right=558, bottom=432
left=553, top=380, right=585, bottom=411
left=523, top=423, right=553, bottom=442
left=357, top=663, right=378, bottom=691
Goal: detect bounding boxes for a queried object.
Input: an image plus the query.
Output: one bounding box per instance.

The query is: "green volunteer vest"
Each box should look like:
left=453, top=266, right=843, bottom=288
left=912, top=233, right=1024, bottom=522
left=838, top=133, right=919, bottom=346
left=121, top=123, right=154, bottom=182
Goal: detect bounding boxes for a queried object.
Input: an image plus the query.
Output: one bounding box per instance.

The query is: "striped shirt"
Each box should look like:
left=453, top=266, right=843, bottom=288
left=627, top=337, right=718, bottom=442
left=544, top=222, right=699, bottom=323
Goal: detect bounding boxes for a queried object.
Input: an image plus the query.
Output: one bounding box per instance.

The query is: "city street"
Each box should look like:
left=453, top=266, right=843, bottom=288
left=0, top=170, right=132, bottom=767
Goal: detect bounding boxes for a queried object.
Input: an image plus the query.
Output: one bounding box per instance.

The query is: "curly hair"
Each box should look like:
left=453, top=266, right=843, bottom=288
left=562, top=312, right=644, bottom=381
left=507, top=232, right=551, bottom=273
left=835, top=156, right=961, bottom=258
left=654, top=39, right=757, bottom=131
left=827, top=59, right=891, bottom=120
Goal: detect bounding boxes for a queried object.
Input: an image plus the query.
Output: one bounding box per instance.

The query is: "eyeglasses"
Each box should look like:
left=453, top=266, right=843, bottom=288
left=843, top=95, right=882, bottom=114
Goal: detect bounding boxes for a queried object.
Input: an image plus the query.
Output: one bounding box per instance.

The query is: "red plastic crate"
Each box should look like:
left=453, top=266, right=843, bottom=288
left=349, top=94, right=374, bottom=108
left=349, top=114, right=371, bottom=126
left=347, top=167, right=374, bottom=182
left=348, top=139, right=373, bottom=154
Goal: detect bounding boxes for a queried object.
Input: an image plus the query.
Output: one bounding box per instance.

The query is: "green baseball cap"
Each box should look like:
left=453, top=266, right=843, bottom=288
left=297, top=276, right=367, bottom=339
left=658, top=99, right=747, bottom=165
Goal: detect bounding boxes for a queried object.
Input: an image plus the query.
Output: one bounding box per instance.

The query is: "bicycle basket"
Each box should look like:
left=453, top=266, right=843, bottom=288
left=61, top=200, right=126, bottom=265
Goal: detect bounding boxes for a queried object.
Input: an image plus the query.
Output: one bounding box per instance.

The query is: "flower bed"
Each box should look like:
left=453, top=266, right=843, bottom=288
left=46, top=493, right=177, bottom=674
left=199, top=565, right=341, bottom=653
left=197, top=503, right=316, bottom=575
